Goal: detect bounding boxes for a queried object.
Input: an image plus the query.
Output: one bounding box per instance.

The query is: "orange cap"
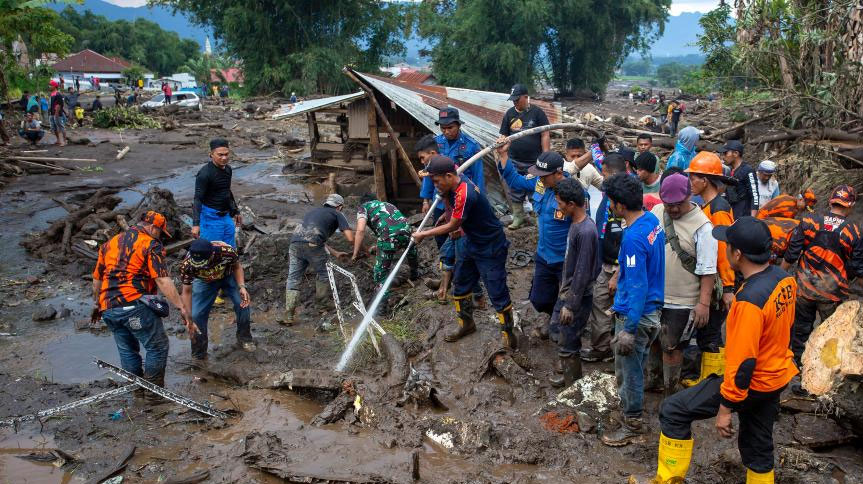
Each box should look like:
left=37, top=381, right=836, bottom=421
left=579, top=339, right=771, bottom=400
left=686, top=151, right=724, bottom=176
left=141, top=210, right=172, bottom=238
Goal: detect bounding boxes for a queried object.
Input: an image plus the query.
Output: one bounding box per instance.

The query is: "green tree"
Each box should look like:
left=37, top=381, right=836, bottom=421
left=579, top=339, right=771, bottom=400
left=695, top=4, right=740, bottom=91
left=655, top=62, right=695, bottom=87
left=159, top=0, right=409, bottom=94
left=621, top=58, right=653, bottom=77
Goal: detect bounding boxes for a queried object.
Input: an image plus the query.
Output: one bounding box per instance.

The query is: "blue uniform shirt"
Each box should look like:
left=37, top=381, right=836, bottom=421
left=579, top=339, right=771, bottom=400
left=612, top=211, right=665, bottom=333
left=446, top=176, right=506, bottom=257
left=498, top=161, right=571, bottom=264
left=421, top=132, right=484, bottom=210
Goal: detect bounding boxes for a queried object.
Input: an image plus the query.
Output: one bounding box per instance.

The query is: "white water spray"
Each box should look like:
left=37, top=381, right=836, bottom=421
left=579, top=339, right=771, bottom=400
left=334, top=122, right=588, bottom=372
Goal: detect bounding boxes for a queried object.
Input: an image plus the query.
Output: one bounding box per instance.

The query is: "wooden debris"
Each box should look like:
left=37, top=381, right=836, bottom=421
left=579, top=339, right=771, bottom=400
left=84, top=445, right=135, bottom=484
left=115, top=146, right=130, bottom=160
left=11, top=156, right=96, bottom=163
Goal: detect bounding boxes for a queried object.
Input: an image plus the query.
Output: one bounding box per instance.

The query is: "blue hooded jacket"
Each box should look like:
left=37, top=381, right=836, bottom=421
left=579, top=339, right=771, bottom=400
left=665, top=126, right=700, bottom=171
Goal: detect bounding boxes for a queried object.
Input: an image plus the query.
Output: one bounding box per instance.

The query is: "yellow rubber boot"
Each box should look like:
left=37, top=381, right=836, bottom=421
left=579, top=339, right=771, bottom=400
left=746, top=468, right=774, bottom=484
left=655, top=433, right=693, bottom=483
left=682, top=347, right=725, bottom=388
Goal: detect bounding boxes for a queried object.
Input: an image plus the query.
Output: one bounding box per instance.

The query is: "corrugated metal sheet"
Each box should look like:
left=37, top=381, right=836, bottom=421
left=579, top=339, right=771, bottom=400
left=271, top=92, right=365, bottom=120
left=394, top=70, right=436, bottom=85
left=355, top=72, right=562, bottom=148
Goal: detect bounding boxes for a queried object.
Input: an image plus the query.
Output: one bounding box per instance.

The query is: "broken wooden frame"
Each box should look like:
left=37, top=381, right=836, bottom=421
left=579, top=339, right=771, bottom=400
left=325, top=261, right=387, bottom=357
left=0, top=384, right=137, bottom=427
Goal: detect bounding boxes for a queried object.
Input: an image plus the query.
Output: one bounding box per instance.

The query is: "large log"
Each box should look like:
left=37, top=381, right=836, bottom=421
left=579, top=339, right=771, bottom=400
left=801, top=300, right=863, bottom=433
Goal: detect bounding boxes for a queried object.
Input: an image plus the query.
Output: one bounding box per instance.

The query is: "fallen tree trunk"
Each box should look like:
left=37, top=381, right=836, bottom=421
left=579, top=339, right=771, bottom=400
left=801, top=300, right=863, bottom=433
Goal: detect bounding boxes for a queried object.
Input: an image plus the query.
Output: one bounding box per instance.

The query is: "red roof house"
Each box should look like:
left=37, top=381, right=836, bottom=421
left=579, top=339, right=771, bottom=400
left=394, top=69, right=437, bottom=85
left=210, top=68, right=244, bottom=85
left=52, top=49, right=132, bottom=74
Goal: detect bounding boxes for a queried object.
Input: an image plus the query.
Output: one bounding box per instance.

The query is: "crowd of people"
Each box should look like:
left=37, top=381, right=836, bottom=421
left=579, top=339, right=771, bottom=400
left=81, top=81, right=862, bottom=484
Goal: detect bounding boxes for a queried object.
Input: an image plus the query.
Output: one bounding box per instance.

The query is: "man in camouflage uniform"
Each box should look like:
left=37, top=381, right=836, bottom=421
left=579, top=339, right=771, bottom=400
left=352, top=193, right=419, bottom=315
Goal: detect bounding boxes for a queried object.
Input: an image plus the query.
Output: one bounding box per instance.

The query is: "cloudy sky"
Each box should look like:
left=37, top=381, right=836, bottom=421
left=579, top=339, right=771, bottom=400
left=104, top=0, right=721, bottom=15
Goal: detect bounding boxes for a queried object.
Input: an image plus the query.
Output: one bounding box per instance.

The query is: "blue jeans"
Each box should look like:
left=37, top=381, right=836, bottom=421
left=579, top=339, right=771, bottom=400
left=614, top=311, right=661, bottom=418
left=529, top=254, right=563, bottom=315
left=286, top=242, right=328, bottom=290
left=102, top=302, right=169, bottom=379
left=200, top=204, right=236, bottom=247
left=192, top=275, right=251, bottom=354
left=550, top=295, right=593, bottom=357
left=453, top=244, right=510, bottom=312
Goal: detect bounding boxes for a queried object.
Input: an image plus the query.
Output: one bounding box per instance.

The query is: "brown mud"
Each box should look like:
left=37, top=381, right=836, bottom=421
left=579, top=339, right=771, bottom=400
left=0, top=92, right=860, bottom=484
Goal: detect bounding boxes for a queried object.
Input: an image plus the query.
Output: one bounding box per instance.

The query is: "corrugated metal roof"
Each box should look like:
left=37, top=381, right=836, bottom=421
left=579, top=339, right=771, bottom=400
left=394, top=70, right=436, bottom=84
left=355, top=72, right=562, bottom=148
left=271, top=92, right=365, bottom=120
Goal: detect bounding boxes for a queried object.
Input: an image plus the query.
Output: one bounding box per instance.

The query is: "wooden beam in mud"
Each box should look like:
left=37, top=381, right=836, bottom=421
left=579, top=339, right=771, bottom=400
left=365, top=91, right=387, bottom=201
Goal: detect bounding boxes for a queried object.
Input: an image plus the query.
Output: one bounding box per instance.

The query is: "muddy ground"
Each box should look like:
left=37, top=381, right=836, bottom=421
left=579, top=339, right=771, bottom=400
left=0, top=91, right=860, bottom=484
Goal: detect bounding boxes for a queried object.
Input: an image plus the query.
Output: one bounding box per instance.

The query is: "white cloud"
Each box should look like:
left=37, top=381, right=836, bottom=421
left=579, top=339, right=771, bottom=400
left=103, top=0, right=149, bottom=7
left=670, top=0, right=721, bottom=15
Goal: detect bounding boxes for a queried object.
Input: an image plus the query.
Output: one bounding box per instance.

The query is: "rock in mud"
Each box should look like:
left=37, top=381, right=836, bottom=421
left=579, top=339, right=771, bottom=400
left=423, top=417, right=491, bottom=455
left=792, top=414, right=856, bottom=449
left=549, top=370, right=619, bottom=419
left=32, top=304, right=58, bottom=321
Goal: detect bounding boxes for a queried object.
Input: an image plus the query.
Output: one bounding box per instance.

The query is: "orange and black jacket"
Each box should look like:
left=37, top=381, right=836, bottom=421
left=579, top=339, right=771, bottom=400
left=702, top=196, right=735, bottom=292
left=756, top=194, right=798, bottom=220
left=721, top=265, right=798, bottom=408
left=784, top=211, right=863, bottom=302
left=756, top=194, right=803, bottom=262
left=92, top=226, right=168, bottom=311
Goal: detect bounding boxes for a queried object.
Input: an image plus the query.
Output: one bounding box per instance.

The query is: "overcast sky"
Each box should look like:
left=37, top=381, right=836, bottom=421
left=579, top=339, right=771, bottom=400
left=104, top=0, right=721, bottom=15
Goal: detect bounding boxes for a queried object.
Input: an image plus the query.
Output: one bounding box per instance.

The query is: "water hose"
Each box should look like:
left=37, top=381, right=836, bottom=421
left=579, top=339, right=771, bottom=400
left=335, top=122, right=590, bottom=371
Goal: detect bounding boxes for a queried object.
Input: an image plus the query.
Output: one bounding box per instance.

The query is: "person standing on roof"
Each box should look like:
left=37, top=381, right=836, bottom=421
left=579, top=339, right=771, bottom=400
left=290, top=92, right=297, bottom=104
left=633, top=217, right=797, bottom=484
left=412, top=156, right=516, bottom=349
left=92, top=211, right=195, bottom=389
left=498, top=83, right=550, bottom=229
left=496, top=142, right=572, bottom=339
left=665, top=126, right=699, bottom=171
left=284, top=194, right=356, bottom=324
left=684, top=151, right=737, bottom=387
left=720, top=140, right=760, bottom=219
left=193, top=139, right=241, bottom=247
left=782, top=185, right=863, bottom=388
left=756, top=160, right=780, bottom=207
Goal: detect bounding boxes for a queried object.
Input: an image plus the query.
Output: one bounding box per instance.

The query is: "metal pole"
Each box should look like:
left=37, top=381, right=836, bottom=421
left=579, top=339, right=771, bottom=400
left=335, top=122, right=589, bottom=372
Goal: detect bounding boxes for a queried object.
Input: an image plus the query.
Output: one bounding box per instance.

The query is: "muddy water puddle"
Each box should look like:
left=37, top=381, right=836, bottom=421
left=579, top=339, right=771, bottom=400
left=0, top=449, right=73, bottom=484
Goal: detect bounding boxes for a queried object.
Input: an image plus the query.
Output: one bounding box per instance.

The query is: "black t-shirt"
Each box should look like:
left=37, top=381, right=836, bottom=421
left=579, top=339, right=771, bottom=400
left=727, top=162, right=759, bottom=219
left=49, top=93, right=65, bottom=116
left=291, top=206, right=351, bottom=246
left=499, top=105, right=549, bottom=165
left=671, top=107, right=682, bottom=123
left=193, top=161, right=238, bottom=224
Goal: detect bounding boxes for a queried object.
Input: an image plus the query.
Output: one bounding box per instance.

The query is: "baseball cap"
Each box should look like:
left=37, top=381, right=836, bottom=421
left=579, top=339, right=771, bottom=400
left=324, top=193, right=344, bottom=208
left=717, top=140, right=745, bottom=154
left=712, top=216, right=772, bottom=262
left=634, top=152, right=658, bottom=173
left=435, top=107, right=461, bottom=126
left=830, top=184, right=857, bottom=207
left=49, top=80, right=59, bottom=88
left=618, top=148, right=636, bottom=166
left=141, top=210, right=172, bottom=238
left=528, top=152, right=564, bottom=177
left=508, top=84, right=528, bottom=101
left=757, top=160, right=776, bottom=173
left=188, top=239, right=214, bottom=267
left=659, top=173, right=692, bottom=204
left=422, top=155, right=457, bottom=176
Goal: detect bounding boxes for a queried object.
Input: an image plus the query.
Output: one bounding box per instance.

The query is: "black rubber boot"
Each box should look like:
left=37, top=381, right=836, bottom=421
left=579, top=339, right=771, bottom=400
left=497, top=304, right=518, bottom=350
left=445, top=294, right=476, bottom=342
left=191, top=334, right=208, bottom=360
left=141, top=369, right=166, bottom=403
left=550, top=355, right=582, bottom=388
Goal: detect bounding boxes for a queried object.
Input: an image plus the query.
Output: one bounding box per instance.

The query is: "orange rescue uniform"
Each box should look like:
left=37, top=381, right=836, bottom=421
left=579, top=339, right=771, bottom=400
left=702, top=195, right=735, bottom=291
left=93, top=226, right=168, bottom=311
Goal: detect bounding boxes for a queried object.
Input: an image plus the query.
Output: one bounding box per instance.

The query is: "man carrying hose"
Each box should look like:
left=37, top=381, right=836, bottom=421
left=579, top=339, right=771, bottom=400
left=412, top=155, right=516, bottom=349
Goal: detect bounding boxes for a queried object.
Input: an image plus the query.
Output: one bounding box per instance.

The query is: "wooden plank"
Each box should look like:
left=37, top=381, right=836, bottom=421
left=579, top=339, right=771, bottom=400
left=317, top=108, right=348, bottom=115
left=306, top=112, right=318, bottom=155
left=315, top=142, right=345, bottom=151
left=366, top=94, right=387, bottom=201
left=388, top=146, right=399, bottom=198
left=315, top=120, right=348, bottom=126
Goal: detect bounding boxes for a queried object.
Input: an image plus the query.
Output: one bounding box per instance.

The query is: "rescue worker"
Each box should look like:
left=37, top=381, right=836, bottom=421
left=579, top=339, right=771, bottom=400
left=496, top=144, right=571, bottom=338
left=634, top=217, right=797, bottom=484
left=351, top=193, right=419, bottom=315
left=756, top=160, right=780, bottom=207
left=782, top=185, right=863, bottom=378
left=581, top=154, right=628, bottom=363
left=92, top=211, right=195, bottom=388
left=283, top=194, right=356, bottom=324
left=649, top=173, right=718, bottom=397
left=600, top=173, right=665, bottom=447
left=684, top=152, right=736, bottom=386
left=549, top=178, right=600, bottom=387
left=756, top=190, right=815, bottom=220
left=720, top=140, right=760, bottom=219
left=179, top=239, right=254, bottom=359
left=193, top=139, right=241, bottom=247
left=412, top=156, right=515, bottom=349
left=498, top=83, right=550, bottom=229
left=416, top=120, right=485, bottom=306
left=755, top=194, right=806, bottom=263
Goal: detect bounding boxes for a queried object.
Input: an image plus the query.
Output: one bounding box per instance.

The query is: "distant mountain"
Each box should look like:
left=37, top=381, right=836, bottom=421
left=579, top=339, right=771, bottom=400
left=48, top=0, right=211, bottom=51
left=650, top=12, right=704, bottom=57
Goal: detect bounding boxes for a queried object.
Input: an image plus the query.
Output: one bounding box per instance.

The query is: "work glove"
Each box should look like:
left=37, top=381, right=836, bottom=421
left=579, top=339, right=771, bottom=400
left=611, top=330, right=636, bottom=356
left=559, top=306, right=574, bottom=326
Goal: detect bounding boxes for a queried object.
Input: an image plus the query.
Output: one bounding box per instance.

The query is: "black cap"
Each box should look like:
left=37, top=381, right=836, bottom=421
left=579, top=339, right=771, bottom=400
left=717, top=139, right=744, bottom=154
left=209, top=138, right=229, bottom=151
left=188, top=238, right=214, bottom=266
left=435, top=107, right=461, bottom=126
left=508, top=84, right=528, bottom=101
left=423, top=155, right=457, bottom=176
left=634, top=152, right=658, bottom=172
left=618, top=147, right=636, bottom=164
left=528, top=152, right=564, bottom=177
left=712, top=216, right=772, bottom=262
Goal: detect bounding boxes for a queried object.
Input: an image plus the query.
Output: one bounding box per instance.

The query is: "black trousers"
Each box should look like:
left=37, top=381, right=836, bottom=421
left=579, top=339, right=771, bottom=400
left=659, top=375, right=784, bottom=473
left=791, top=296, right=839, bottom=365
left=659, top=307, right=724, bottom=352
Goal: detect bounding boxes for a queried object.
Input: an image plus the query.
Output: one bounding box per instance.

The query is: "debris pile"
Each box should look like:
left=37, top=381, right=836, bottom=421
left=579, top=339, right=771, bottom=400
left=92, top=107, right=161, bottom=129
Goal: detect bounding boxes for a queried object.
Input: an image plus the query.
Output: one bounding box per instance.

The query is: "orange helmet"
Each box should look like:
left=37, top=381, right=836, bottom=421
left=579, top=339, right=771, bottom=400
left=686, top=151, right=724, bottom=176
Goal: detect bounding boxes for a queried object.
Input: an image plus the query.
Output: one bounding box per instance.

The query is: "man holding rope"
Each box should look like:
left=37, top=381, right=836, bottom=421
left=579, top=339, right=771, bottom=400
left=412, top=155, right=516, bottom=350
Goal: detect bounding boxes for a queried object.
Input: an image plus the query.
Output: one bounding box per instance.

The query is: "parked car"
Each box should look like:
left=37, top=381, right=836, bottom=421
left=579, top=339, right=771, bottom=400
left=141, top=92, right=202, bottom=111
